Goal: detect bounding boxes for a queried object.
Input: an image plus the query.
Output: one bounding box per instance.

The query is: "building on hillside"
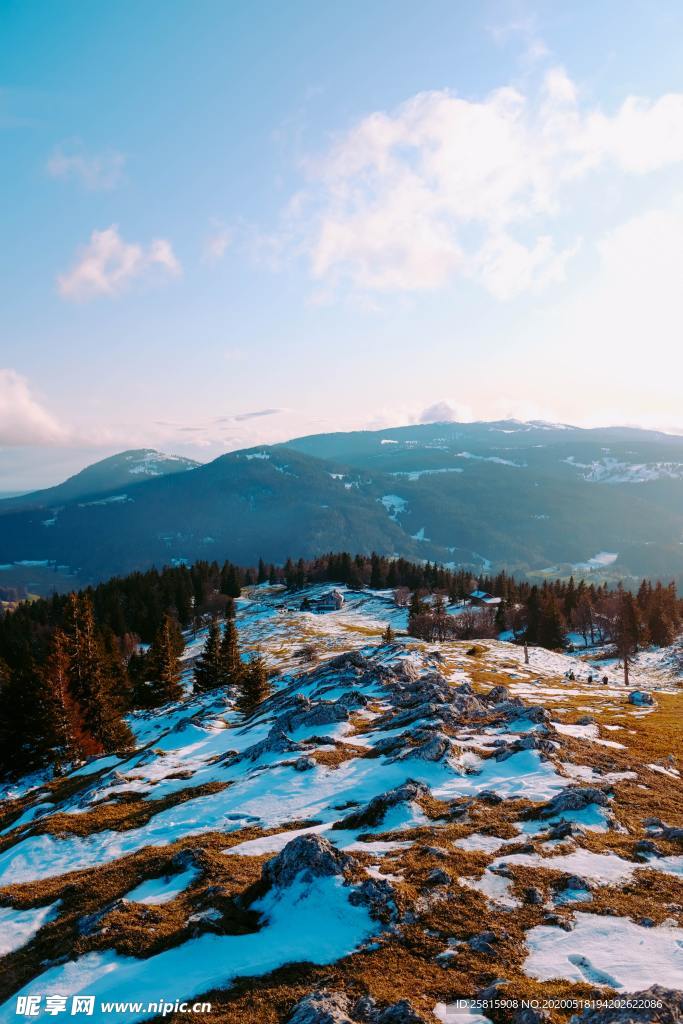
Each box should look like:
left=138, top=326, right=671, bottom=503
left=469, top=590, right=502, bottom=607
left=311, top=589, right=345, bottom=612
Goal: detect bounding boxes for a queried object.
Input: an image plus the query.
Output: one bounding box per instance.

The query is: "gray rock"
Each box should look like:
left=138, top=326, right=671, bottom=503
left=628, top=690, right=655, bottom=706
left=534, top=786, right=609, bottom=819
left=241, top=725, right=303, bottom=761
left=478, top=790, right=503, bottom=804
left=487, top=684, right=511, bottom=703
left=468, top=930, right=499, bottom=955
left=288, top=991, right=355, bottom=1024
left=337, top=690, right=369, bottom=709
left=332, top=780, right=430, bottom=830
left=545, top=820, right=583, bottom=840
left=425, top=868, right=451, bottom=886
left=294, top=756, right=317, bottom=771
left=523, top=885, right=544, bottom=905
left=554, top=874, right=590, bottom=892
left=263, top=835, right=352, bottom=889
left=328, top=652, right=369, bottom=671
left=377, top=1002, right=428, bottom=1024
left=634, top=838, right=662, bottom=858
left=569, top=985, right=683, bottom=1021
left=286, top=700, right=351, bottom=731
left=393, top=733, right=451, bottom=763
left=349, top=877, right=397, bottom=922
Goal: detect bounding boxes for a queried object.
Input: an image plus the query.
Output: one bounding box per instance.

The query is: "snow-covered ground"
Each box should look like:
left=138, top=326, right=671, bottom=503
left=0, top=584, right=681, bottom=1022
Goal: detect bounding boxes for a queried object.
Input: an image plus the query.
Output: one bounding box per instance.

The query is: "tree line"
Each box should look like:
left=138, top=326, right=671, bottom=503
left=0, top=551, right=679, bottom=777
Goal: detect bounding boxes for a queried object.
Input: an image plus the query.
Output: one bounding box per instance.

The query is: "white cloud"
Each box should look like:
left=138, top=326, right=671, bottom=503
left=58, top=226, right=181, bottom=301
left=282, top=70, right=683, bottom=299
left=419, top=400, right=473, bottom=424
left=203, top=226, right=231, bottom=263
left=0, top=370, right=68, bottom=445
left=47, top=144, right=126, bottom=190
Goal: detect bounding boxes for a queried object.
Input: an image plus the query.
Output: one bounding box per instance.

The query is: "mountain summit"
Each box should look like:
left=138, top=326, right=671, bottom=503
left=2, top=422, right=683, bottom=586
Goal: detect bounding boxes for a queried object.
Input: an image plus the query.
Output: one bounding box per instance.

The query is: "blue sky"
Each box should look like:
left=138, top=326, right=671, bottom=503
left=2, top=0, right=683, bottom=488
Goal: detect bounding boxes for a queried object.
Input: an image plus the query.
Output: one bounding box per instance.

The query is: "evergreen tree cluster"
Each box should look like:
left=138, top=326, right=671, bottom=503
left=1, top=548, right=680, bottom=778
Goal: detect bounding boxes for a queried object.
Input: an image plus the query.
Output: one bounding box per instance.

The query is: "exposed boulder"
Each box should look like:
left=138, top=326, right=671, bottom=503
left=392, top=732, right=451, bottom=763
left=278, top=699, right=350, bottom=733
left=262, top=835, right=352, bottom=888
left=240, top=725, right=303, bottom=761
left=294, top=756, right=317, bottom=771
left=487, top=684, right=511, bottom=703
left=533, top=787, right=609, bottom=819
left=332, top=780, right=430, bottom=830
left=493, top=733, right=555, bottom=761
left=425, top=868, right=451, bottom=886
left=569, top=985, right=682, bottom=1022
left=288, top=991, right=355, bottom=1024
left=468, top=929, right=500, bottom=955
left=392, top=659, right=421, bottom=682
left=628, top=690, right=656, bottom=706
left=376, top=1002, right=428, bottom=1024
left=328, top=652, right=369, bottom=672
left=287, top=990, right=429, bottom=1024
left=337, top=690, right=370, bottom=709
left=349, top=877, right=397, bottom=922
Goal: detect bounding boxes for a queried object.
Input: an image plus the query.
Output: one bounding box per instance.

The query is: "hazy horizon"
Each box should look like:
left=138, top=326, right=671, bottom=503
left=6, top=413, right=683, bottom=494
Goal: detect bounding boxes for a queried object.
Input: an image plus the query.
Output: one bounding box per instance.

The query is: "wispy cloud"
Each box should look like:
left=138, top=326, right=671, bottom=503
left=58, top=225, right=181, bottom=301
left=232, top=408, right=284, bottom=422
left=273, top=70, right=683, bottom=301
left=47, top=143, right=126, bottom=190
left=203, top=224, right=231, bottom=263
left=0, top=369, right=68, bottom=445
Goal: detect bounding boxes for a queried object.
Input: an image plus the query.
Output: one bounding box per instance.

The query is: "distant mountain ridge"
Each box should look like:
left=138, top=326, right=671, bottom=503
left=0, top=449, right=200, bottom=512
left=2, top=422, right=683, bottom=587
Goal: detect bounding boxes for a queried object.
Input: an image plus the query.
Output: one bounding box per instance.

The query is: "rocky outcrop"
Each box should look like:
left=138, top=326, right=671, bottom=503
left=288, top=991, right=355, bottom=1024
left=392, top=731, right=452, bottom=763
left=349, top=877, right=398, bottom=922
left=287, top=992, right=428, bottom=1024
left=262, top=835, right=352, bottom=888
left=486, top=684, right=511, bottom=703
left=279, top=699, right=351, bottom=732
left=569, top=985, right=683, bottom=1022
left=493, top=732, right=555, bottom=761
left=532, top=786, right=609, bottom=819
left=240, top=725, right=303, bottom=761
left=332, top=780, right=430, bottom=830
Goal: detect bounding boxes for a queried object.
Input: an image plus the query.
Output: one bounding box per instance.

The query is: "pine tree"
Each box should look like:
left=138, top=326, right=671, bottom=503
left=235, top=655, right=271, bottom=717
left=257, top=558, right=267, bottom=585
left=613, top=592, right=642, bottom=685
left=147, top=614, right=184, bottom=705
left=193, top=618, right=222, bottom=692
left=42, top=628, right=88, bottom=768
left=219, top=617, right=243, bottom=689
left=382, top=623, right=395, bottom=644
left=0, top=650, right=54, bottom=772
left=66, top=594, right=133, bottom=753
left=538, top=594, right=566, bottom=650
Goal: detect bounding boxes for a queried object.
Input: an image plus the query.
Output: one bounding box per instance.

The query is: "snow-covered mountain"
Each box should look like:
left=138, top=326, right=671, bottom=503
left=0, top=585, right=681, bottom=1021
left=3, top=422, right=683, bottom=586
left=0, top=450, right=200, bottom=513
